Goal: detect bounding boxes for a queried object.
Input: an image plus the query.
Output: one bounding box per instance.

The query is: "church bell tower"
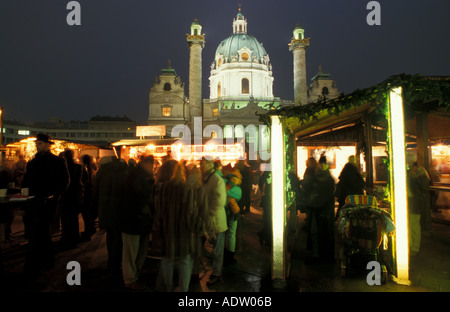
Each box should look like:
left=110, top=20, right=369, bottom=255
left=187, top=19, right=205, bottom=126
left=289, top=23, right=310, bottom=105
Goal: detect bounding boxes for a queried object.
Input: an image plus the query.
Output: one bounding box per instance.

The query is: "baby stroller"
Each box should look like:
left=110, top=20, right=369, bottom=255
left=336, top=195, right=395, bottom=282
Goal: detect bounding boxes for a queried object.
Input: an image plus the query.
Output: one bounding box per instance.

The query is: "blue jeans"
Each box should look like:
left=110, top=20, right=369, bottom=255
left=160, top=254, right=193, bottom=292
left=211, top=231, right=225, bottom=276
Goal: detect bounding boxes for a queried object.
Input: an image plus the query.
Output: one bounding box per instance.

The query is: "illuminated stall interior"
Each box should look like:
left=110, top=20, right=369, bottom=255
left=111, top=138, right=245, bottom=167
left=264, top=74, right=450, bottom=283
left=4, top=136, right=109, bottom=166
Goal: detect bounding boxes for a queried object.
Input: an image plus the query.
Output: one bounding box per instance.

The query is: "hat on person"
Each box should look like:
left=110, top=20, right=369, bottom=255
left=36, top=133, right=54, bottom=145
left=226, top=169, right=242, bottom=186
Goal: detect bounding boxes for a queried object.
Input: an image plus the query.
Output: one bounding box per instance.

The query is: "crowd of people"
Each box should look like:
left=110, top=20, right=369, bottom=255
left=0, top=133, right=256, bottom=291
left=0, top=133, right=440, bottom=291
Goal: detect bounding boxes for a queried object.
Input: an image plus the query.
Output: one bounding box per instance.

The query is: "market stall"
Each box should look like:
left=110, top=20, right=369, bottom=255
left=263, top=74, right=450, bottom=284
left=110, top=137, right=246, bottom=167
left=3, top=136, right=112, bottom=168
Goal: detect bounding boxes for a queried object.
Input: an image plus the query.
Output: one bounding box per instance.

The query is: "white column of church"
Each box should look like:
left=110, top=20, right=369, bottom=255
left=189, top=42, right=203, bottom=120
left=293, top=46, right=307, bottom=105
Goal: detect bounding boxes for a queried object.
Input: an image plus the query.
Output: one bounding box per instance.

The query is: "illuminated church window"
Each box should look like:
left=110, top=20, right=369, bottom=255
left=162, top=107, right=172, bottom=117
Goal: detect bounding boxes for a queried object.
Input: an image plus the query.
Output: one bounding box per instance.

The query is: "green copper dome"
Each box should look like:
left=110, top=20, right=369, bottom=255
left=215, top=33, right=268, bottom=63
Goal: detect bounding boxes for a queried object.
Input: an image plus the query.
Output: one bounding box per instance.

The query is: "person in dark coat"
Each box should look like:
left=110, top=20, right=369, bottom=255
left=305, top=156, right=336, bottom=264
left=257, top=171, right=272, bottom=248
left=95, top=156, right=128, bottom=277
left=119, top=156, right=155, bottom=290
left=236, top=160, right=252, bottom=215
left=22, top=133, right=69, bottom=280
left=301, top=157, right=318, bottom=252
left=408, top=162, right=432, bottom=255
left=80, top=154, right=97, bottom=241
left=335, top=155, right=365, bottom=219
left=60, top=149, right=84, bottom=249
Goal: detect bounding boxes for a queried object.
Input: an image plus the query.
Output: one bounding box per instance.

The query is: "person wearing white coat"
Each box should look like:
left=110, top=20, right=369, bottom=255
left=200, top=158, right=227, bottom=285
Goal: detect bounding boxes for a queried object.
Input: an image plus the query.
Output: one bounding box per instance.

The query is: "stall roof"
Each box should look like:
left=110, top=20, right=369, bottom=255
left=6, top=137, right=102, bottom=149
left=264, top=74, right=450, bottom=141
left=110, top=138, right=178, bottom=147
left=405, top=111, right=450, bottom=141
left=110, top=137, right=244, bottom=147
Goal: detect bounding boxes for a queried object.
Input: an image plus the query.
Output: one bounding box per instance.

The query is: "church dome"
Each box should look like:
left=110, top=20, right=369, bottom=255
left=209, top=8, right=274, bottom=100
left=215, top=33, right=268, bottom=64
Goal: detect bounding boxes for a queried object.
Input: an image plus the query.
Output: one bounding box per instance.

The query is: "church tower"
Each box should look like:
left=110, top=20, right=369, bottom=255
left=209, top=8, right=274, bottom=101
left=187, top=19, right=205, bottom=125
left=148, top=61, right=186, bottom=136
left=289, top=24, right=309, bottom=105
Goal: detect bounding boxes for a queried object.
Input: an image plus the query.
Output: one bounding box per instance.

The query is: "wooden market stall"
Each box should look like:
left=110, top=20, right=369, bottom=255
left=3, top=136, right=112, bottom=168
left=263, top=74, right=450, bottom=284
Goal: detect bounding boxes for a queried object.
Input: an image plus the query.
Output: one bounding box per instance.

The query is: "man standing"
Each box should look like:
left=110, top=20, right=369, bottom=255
left=119, top=156, right=155, bottom=290
left=335, top=155, right=365, bottom=219
left=60, top=149, right=84, bottom=249
left=200, top=158, right=227, bottom=286
left=22, top=133, right=69, bottom=280
left=95, top=156, right=128, bottom=280
left=236, top=160, right=252, bottom=215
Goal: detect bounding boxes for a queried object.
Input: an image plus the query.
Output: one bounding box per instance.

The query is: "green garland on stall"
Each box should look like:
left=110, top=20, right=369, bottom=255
left=259, top=74, right=450, bottom=207
left=260, top=74, right=450, bottom=130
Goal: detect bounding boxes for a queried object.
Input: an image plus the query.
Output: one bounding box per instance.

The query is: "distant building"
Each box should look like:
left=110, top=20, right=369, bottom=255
left=1, top=115, right=136, bottom=145
left=308, top=65, right=340, bottom=102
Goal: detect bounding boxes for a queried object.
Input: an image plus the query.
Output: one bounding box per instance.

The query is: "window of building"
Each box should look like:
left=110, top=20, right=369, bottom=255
left=212, top=108, right=219, bottom=117
left=241, top=53, right=249, bottom=61
left=241, top=78, right=249, bottom=94
left=18, top=130, right=30, bottom=136
left=162, top=107, right=172, bottom=117
left=217, top=82, right=221, bottom=98
left=164, top=83, right=171, bottom=91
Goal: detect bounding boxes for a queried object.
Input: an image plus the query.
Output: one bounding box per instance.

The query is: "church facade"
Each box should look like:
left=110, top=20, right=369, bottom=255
left=147, top=8, right=340, bottom=151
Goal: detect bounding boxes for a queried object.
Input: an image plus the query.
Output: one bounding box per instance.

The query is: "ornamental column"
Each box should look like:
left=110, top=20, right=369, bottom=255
left=187, top=19, right=205, bottom=126
left=289, top=24, right=309, bottom=105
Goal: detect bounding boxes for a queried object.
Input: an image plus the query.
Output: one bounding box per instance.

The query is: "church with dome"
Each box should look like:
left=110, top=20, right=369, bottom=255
left=147, top=8, right=340, bottom=146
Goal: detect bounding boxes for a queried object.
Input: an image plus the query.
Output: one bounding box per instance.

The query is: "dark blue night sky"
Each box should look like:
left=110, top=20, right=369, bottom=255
left=1, top=0, right=449, bottom=123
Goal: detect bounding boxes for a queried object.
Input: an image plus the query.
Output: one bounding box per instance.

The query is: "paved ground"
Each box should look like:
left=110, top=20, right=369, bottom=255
left=1, top=205, right=450, bottom=293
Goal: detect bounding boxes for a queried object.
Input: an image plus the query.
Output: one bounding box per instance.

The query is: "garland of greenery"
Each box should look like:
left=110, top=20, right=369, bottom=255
left=259, top=73, right=449, bottom=208
left=260, top=74, right=450, bottom=131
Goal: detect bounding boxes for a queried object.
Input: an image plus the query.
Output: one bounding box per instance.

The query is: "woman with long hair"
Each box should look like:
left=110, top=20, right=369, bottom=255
left=153, top=160, right=195, bottom=292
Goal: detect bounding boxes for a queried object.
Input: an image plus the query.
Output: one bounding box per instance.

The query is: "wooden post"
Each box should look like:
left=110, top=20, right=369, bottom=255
left=415, top=114, right=429, bottom=172
left=364, top=117, right=374, bottom=188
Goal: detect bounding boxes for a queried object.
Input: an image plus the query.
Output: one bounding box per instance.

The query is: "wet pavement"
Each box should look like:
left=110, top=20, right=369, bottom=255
left=1, top=205, right=450, bottom=294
